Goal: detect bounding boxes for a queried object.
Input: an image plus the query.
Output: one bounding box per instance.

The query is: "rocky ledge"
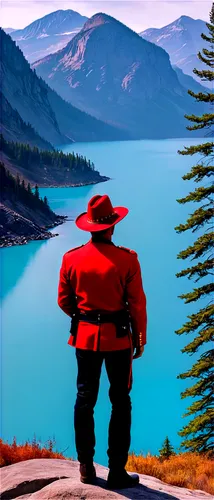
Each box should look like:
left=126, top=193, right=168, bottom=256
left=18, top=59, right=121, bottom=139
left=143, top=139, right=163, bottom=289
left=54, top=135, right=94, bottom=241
left=0, top=204, right=67, bottom=248
left=1, top=458, right=212, bottom=500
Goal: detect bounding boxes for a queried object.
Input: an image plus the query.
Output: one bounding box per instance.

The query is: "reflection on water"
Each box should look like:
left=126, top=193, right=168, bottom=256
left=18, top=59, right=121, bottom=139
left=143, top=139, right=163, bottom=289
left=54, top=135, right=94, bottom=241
left=1, top=240, right=49, bottom=301
left=46, top=185, right=93, bottom=215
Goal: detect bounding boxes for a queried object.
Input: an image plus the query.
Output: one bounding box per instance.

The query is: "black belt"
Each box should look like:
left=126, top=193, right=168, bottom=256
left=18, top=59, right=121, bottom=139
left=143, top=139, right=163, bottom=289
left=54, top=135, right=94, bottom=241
left=70, top=309, right=130, bottom=338
left=79, top=309, right=128, bottom=324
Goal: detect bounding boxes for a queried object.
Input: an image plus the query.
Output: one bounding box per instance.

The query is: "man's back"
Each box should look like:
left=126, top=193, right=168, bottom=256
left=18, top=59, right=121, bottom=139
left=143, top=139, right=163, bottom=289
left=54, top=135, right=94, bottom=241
left=58, top=238, right=147, bottom=351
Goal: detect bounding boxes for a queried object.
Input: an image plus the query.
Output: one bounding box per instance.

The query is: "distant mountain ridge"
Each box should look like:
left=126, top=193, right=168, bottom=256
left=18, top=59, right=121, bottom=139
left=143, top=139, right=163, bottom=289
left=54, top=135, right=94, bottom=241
left=173, top=66, right=210, bottom=94
left=33, top=12, right=206, bottom=139
left=0, top=29, right=127, bottom=148
left=12, top=9, right=88, bottom=38
left=4, top=28, right=16, bottom=34
left=10, top=10, right=88, bottom=62
left=140, top=16, right=209, bottom=85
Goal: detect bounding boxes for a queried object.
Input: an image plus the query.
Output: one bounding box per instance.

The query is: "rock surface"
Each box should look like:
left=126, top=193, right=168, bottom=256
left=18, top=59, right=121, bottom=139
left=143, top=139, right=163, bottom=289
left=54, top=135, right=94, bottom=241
left=1, top=458, right=212, bottom=500
left=0, top=203, right=65, bottom=248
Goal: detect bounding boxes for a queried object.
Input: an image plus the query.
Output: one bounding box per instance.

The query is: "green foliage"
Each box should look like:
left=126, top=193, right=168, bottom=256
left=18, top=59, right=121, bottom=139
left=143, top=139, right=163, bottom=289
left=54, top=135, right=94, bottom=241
left=0, top=134, right=95, bottom=175
left=178, top=143, right=213, bottom=157
left=184, top=113, right=214, bottom=131
left=176, top=233, right=213, bottom=260
left=16, top=173, right=20, bottom=186
left=0, top=162, right=52, bottom=215
left=159, top=437, right=175, bottom=460
left=35, top=184, right=40, bottom=199
left=175, top=5, right=214, bottom=455
left=44, top=196, right=49, bottom=207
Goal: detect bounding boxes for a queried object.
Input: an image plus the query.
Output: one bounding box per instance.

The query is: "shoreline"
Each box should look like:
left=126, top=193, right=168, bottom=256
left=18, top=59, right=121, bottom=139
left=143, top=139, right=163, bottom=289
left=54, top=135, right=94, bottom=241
left=0, top=215, right=67, bottom=249
left=36, top=176, right=110, bottom=189
left=1, top=176, right=110, bottom=249
left=1, top=175, right=110, bottom=249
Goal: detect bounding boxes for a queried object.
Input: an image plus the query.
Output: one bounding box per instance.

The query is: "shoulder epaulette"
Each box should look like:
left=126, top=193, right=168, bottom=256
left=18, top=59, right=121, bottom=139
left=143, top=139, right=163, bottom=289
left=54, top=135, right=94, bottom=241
left=66, top=244, right=85, bottom=254
left=117, top=245, right=137, bottom=255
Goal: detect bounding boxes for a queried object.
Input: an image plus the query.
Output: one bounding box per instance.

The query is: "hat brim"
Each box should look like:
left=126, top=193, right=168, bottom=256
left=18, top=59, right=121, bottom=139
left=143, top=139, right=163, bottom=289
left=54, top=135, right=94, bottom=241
left=75, top=206, right=129, bottom=232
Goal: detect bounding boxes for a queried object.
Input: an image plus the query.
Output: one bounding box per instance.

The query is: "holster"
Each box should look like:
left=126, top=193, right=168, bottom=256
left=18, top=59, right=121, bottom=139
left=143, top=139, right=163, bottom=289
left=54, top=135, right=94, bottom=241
left=71, top=309, right=130, bottom=338
left=69, top=311, right=80, bottom=338
left=113, top=310, right=130, bottom=338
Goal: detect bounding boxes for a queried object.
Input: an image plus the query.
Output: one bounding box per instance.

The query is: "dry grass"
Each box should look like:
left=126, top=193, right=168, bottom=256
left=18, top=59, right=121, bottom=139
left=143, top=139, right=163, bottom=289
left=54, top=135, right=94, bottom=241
left=127, top=452, right=214, bottom=495
left=1, top=437, right=213, bottom=495
left=0, top=437, right=65, bottom=466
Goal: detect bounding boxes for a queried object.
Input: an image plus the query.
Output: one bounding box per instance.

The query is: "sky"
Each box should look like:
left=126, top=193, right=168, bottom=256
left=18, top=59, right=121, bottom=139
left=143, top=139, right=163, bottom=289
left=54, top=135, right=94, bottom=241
left=1, top=0, right=210, bottom=32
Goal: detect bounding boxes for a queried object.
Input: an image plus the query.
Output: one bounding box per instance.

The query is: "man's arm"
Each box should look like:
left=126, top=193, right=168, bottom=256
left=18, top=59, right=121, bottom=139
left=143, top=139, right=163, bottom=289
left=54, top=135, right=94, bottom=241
left=126, top=253, right=147, bottom=359
left=57, top=254, right=75, bottom=317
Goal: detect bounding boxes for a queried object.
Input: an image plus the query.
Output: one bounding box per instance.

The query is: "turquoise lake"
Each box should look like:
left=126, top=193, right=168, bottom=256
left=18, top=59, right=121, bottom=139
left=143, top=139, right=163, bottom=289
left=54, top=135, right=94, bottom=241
left=1, top=139, right=202, bottom=464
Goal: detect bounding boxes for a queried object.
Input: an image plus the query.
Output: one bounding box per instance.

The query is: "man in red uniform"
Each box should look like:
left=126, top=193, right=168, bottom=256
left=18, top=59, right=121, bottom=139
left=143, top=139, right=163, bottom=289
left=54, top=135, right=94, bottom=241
left=58, top=194, right=147, bottom=489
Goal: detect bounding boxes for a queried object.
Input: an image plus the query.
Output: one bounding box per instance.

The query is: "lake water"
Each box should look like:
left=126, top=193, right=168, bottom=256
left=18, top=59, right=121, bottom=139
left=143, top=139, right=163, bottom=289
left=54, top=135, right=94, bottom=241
left=1, top=139, right=202, bottom=464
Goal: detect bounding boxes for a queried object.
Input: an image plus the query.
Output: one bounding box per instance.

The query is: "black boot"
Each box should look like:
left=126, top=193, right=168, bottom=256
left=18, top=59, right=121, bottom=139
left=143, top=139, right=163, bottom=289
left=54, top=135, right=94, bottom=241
left=107, top=468, right=139, bottom=489
left=79, top=463, right=96, bottom=484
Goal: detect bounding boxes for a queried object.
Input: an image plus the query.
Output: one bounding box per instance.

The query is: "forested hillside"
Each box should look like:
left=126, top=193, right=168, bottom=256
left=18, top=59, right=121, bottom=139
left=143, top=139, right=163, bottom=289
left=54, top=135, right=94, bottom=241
left=1, top=135, right=109, bottom=186
left=0, top=162, right=65, bottom=247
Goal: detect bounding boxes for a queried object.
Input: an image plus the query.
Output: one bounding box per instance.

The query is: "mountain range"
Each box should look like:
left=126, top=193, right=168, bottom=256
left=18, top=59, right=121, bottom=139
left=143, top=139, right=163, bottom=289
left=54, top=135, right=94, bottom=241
left=9, top=10, right=88, bottom=63
left=140, top=16, right=208, bottom=84
left=32, top=13, right=206, bottom=139
left=0, top=28, right=126, bottom=148
left=8, top=11, right=208, bottom=88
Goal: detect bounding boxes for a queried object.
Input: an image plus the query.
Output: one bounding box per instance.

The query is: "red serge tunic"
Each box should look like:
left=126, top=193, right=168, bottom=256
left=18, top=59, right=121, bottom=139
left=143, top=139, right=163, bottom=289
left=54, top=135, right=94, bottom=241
left=57, top=239, right=147, bottom=351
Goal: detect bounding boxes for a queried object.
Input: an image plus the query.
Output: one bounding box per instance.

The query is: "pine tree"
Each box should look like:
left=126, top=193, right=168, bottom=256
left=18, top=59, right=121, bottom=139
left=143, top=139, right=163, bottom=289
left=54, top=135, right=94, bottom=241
left=0, top=135, right=95, bottom=176
left=159, top=437, right=175, bottom=460
left=175, top=5, right=214, bottom=455
left=34, top=184, right=40, bottom=199
left=44, top=195, right=49, bottom=207
left=16, top=173, right=20, bottom=186
left=0, top=162, right=55, bottom=217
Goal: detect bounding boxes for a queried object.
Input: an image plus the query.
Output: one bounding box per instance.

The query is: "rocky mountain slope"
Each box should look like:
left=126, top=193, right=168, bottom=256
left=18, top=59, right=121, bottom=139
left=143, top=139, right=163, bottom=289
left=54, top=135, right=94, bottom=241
left=140, top=16, right=208, bottom=84
left=10, top=10, right=88, bottom=63
left=0, top=204, right=61, bottom=248
left=0, top=162, right=66, bottom=247
left=33, top=13, right=205, bottom=139
left=0, top=92, right=53, bottom=150
left=1, top=458, right=212, bottom=499
left=1, top=29, right=126, bottom=147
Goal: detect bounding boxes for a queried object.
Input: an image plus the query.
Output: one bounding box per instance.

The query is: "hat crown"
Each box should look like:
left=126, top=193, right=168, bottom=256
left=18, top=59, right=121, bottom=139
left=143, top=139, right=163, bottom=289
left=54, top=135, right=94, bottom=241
left=87, top=195, right=115, bottom=223
left=75, top=194, right=128, bottom=231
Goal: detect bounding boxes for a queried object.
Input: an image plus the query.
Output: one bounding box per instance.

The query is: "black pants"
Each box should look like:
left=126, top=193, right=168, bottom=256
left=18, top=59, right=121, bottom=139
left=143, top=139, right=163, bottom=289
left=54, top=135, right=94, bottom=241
left=74, top=347, right=132, bottom=470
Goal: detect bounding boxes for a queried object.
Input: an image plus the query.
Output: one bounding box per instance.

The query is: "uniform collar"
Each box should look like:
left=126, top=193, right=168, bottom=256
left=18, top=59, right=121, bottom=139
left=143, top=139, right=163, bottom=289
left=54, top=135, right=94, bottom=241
left=90, top=237, right=115, bottom=246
